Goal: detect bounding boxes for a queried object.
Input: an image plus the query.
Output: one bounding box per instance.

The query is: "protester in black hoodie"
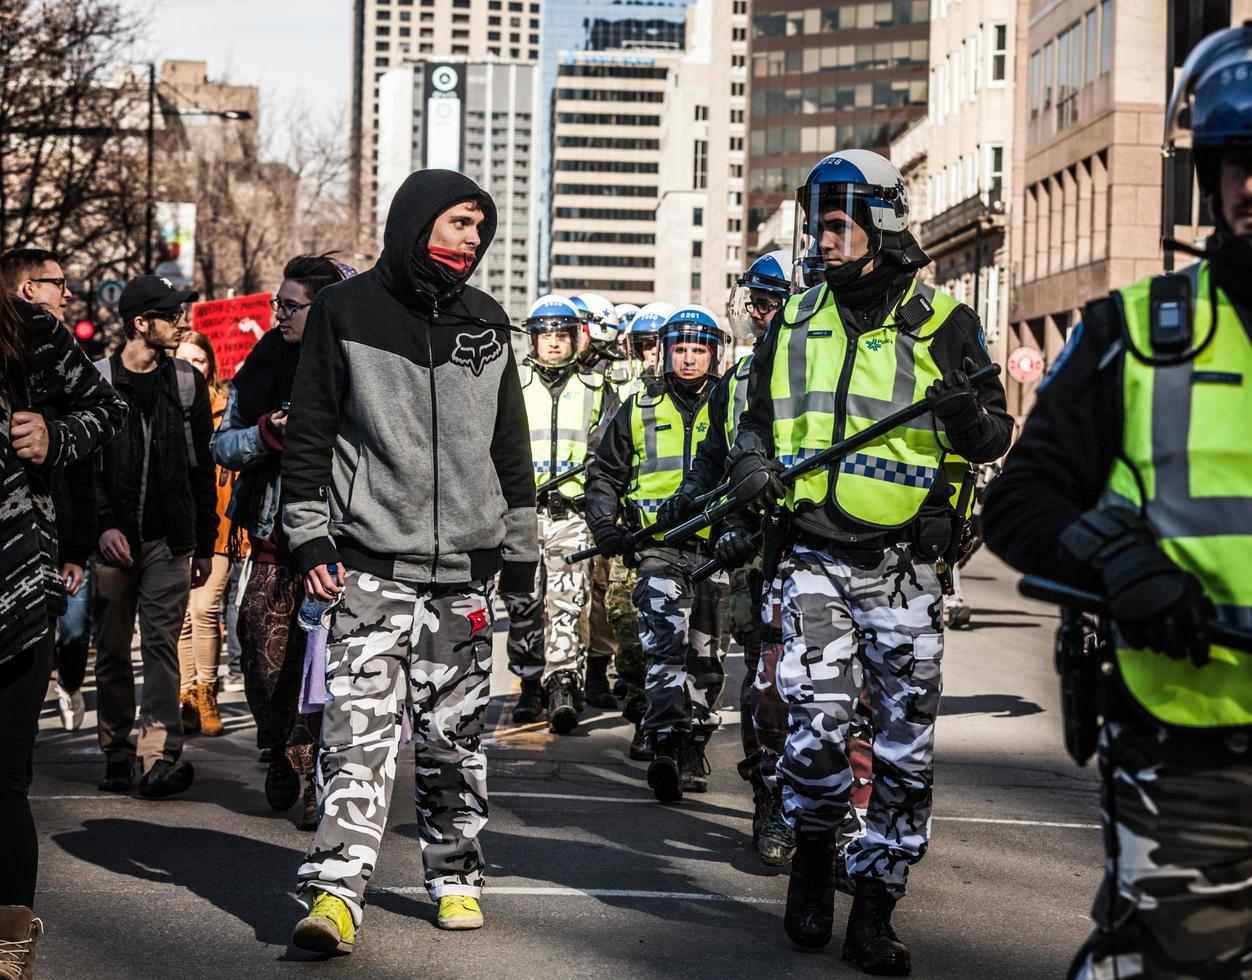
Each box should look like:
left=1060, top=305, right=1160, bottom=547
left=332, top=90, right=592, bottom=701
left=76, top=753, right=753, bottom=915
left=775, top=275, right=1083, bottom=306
left=285, top=170, right=538, bottom=952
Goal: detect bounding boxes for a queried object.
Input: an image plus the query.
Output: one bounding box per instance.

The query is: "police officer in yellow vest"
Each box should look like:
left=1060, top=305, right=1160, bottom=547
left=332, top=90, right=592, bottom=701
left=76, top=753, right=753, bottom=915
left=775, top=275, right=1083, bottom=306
left=585, top=306, right=732, bottom=802
left=718, top=150, right=1011, bottom=973
left=504, top=295, right=618, bottom=733
left=983, top=27, right=1252, bottom=978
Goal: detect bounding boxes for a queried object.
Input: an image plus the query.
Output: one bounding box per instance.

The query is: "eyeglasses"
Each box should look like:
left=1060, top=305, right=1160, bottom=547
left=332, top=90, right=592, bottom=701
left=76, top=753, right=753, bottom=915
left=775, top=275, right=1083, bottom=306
left=29, top=277, right=67, bottom=291
left=271, top=297, right=312, bottom=319
left=143, top=308, right=186, bottom=326
left=747, top=298, right=783, bottom=314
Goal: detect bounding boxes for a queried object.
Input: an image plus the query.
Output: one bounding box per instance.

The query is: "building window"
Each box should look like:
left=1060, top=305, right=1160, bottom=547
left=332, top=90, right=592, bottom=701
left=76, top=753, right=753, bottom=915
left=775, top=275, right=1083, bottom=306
left=692, top=240, right=702, bottom=258
left=1057, top=21, right=1082, bottom=130
left=1042, top=40, right=1054, bottom=111
left=1099, top=0, right=1112, bottom=75
left=694, top=104, right=708, bottom=121
left=991, top=23, right=1008, bottom=82
left=693, top=139, right=708, bottom=190
left=1085, top=8, right=1098, bottom=84
left=985, top=144, right=1004, bottom=203
left=1030, top=50, right=1041, bottom=118
left=969, top=32, right=979, bottom=96
left=693, top=206, right=703, bottom=226
left=691, top=271, right=702, bottom=291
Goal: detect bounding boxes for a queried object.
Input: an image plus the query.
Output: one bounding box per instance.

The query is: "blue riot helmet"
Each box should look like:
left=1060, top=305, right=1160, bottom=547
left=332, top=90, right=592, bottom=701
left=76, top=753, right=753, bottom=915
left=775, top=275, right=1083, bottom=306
left=793, top=149, right=927, bottom=288
left=523, top=294, right=582, bottom=370
left=627, top=301, right=675, bottom=377
left=1164, top=23, right=1252, bottom=225
left=661, top=305, right=726, bottom=388
left=730, top=249, right=794, bottom=331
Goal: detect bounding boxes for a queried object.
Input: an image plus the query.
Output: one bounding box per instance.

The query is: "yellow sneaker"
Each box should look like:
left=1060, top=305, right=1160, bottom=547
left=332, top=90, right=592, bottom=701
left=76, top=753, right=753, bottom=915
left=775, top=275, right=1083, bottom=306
left=292, top=891, right=355, bottom=954
left=437, top=895, right=484, bottom=930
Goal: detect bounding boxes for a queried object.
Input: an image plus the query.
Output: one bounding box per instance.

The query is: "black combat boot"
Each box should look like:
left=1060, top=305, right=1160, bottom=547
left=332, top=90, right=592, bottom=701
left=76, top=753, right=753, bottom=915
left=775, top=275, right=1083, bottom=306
left=680, top=727, right=712, bottom=793
left=841, top=877, right=911, bottom=975
left=547, top=674, right=579, bottom=735
left=758, top=790, right=797, bottom=867
left=628, top=723, right=654, bottom=761
left=512, top=678, right=543, bottom=723
left=784, top=829, right=837, bottom=950
left=646, top=730, right=686, bottom=803
left=583, top=658, right=618, bottom=709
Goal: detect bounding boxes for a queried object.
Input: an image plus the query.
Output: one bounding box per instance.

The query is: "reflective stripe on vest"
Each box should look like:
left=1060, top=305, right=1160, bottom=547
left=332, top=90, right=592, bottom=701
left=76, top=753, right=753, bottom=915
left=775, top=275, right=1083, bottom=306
left=627, top=389, right=712, bottom=539
left=522, top=367, right=604, bottom=498
left=770, top=278, right=960, bottom=528
left=724, top=352, right=753, bottom=449
left=1104, top=259, right=1252, bottom=728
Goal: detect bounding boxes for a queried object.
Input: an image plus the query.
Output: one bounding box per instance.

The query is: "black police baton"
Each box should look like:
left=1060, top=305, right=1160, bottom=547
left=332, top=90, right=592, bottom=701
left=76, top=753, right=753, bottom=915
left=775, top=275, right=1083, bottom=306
left=534, top=462, right=587, bottom=497
left=1019, top=576, right=1252, bottom=652
left=563, top=482, right=729, bottom=565
left=669, top=362, right=1003, bottom=577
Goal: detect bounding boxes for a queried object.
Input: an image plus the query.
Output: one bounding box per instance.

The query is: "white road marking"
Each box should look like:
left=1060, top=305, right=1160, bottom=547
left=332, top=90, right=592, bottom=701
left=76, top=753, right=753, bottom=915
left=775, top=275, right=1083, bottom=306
left=367, top=885, right=784, bottom=905
left=935, top=816, right=1100, bottom=830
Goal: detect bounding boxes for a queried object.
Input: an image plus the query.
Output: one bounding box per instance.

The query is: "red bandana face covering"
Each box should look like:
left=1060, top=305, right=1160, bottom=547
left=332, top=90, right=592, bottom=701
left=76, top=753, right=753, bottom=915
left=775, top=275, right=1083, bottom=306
left=428, top=245, right=475, bottom=278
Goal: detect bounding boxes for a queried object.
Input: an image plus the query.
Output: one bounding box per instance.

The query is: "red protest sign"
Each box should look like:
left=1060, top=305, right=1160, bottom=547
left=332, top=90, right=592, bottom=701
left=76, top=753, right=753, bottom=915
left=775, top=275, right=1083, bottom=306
left=190, top=292, right=273, bottom=381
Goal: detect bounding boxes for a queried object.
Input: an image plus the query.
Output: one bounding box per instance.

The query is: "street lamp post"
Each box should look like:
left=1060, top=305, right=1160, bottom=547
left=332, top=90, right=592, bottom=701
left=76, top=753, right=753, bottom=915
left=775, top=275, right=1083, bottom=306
left=143, top=62, right=252, bottom=274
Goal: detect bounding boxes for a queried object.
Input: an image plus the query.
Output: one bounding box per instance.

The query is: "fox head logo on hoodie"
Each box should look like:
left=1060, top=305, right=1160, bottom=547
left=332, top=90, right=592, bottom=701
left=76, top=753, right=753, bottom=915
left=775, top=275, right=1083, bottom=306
left=452, top=330, right=504, bottom=377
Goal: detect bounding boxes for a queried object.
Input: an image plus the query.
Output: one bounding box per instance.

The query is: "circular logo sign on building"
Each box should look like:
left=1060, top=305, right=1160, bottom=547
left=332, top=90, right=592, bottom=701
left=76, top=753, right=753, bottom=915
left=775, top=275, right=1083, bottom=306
left=431, top=66, right=459, bottom=92
left=1007, top=346, right=1045, bottom=384
left=98, top=279, right=124, bottom=308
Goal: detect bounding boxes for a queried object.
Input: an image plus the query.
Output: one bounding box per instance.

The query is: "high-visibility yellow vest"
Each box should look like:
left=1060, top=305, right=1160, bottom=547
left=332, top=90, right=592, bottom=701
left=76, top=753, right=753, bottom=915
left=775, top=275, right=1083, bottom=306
left=769, top=278, right=962, bottom=528
left=627, top=386, right=713, bottom=540
left=724, top=352, right=753, bottom=450
left=1103, top=259, right=1252, bottom=729
left=521, top=366, right=606, bottom=499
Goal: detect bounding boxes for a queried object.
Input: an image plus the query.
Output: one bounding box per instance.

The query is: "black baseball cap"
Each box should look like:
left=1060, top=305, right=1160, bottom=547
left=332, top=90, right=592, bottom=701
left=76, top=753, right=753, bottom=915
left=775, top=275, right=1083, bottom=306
left=119, top=275, right=199, bottom=323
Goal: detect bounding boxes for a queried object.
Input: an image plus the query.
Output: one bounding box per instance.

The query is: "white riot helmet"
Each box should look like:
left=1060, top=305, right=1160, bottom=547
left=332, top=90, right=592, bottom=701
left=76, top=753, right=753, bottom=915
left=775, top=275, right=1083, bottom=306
left=793, top=149, right=926, bottom=288
left=570, top=292, right=620, bottom=348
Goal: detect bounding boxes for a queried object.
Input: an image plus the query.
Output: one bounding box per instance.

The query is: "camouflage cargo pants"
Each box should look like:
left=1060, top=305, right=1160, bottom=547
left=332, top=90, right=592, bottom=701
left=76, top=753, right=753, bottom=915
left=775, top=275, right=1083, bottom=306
left=581, top=554, right=618, bottom=663
left=774, top=542, right=943, bottom=897
left=607, top=560, right=646, bottom=721
left=503, top=512, right=591, bottom=686
left=297, top=572, right=495, bottom=925
left=1070, top=722, right=1252, bottom=979
left=635, top=548, right=731, bottom=739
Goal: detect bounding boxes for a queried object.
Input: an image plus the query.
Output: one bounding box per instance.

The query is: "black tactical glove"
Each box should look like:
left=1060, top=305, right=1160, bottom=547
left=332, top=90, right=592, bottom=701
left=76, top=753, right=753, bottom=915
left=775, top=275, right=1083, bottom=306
left=657, top=488, right=698, bottom=530
left=728, top=450, right=785, bottom=507
left=713, top=525, right=758, bottom=570
left=1059, top=507, right=1213, bottom=666
left=592, top=523, right=630, bottom=561
left=926, top=367, right=981, bottom=430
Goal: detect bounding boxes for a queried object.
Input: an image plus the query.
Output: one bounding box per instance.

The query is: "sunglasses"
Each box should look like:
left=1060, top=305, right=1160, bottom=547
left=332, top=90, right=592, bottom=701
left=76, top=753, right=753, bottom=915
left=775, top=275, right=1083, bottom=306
left=29, top=277, right=67, bottom=291
left=747, top=298, right=782, bottom=314
left=143, top=308, right=187, bottom=326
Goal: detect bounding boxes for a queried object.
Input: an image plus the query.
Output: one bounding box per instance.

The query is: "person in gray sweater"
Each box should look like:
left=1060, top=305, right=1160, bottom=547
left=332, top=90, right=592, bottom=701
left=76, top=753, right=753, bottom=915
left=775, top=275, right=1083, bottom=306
left=283, top=169, right=538, bottom=953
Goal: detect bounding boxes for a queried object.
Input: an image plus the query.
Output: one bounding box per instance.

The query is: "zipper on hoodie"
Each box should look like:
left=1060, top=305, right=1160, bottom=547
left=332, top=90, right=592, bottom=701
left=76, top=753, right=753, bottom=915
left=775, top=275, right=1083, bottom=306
left=426, top=309, right=441, bottom=578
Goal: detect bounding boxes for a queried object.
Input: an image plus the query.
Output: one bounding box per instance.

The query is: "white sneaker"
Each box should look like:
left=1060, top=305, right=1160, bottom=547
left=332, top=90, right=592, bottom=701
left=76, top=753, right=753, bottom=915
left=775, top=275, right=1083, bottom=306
left=56, top=683, right=85, bottom=731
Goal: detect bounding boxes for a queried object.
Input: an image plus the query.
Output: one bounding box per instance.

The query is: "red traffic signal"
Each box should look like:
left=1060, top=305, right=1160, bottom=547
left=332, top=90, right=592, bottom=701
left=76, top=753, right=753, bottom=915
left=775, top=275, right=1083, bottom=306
left=74, top=319, right=96, bottom=341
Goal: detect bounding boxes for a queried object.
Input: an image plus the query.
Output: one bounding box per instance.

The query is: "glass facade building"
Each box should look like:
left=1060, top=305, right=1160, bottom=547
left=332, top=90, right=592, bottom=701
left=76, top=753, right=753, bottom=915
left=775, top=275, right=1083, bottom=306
left=745, top=0, right=929, bottom=241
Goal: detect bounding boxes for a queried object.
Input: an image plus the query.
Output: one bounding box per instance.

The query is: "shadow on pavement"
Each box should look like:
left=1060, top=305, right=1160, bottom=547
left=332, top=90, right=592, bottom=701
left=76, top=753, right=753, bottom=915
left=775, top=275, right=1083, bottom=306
left=939, top=694, right=1044, bottom=718
left=53, top=819, right=305, bottom=945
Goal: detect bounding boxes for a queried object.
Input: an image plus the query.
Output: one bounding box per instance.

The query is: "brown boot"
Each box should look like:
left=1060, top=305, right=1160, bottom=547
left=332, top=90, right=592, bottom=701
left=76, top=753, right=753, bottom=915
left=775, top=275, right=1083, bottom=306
left=196, top=683, right=225, bottom=738
left=180, top=689, right=200, bottom=735
left=0, top=907, right=43, bottom=980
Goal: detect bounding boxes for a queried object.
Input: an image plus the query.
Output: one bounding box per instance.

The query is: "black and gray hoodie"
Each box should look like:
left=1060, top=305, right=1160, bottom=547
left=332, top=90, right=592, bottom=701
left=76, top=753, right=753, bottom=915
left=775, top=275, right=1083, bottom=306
left=281, top=169, right=538, bottom=591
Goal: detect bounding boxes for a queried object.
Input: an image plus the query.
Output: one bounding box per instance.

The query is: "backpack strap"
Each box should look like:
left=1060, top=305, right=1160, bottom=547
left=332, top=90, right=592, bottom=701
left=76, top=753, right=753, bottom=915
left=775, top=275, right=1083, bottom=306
left=172, top=358, right=198, bottom=469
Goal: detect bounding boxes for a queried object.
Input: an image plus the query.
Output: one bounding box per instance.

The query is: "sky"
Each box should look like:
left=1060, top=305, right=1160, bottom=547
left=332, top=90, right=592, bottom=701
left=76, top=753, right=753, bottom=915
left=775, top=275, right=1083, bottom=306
left=120, top=0, right=352, bottom=157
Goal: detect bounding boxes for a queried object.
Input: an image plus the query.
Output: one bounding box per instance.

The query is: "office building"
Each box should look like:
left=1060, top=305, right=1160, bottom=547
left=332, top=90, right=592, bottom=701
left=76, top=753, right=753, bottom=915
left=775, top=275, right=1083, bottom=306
left=377, top=58, right=540, bottom=321
left=745, top=0, right=930, bottom=246
left=351, top=0, right=542, bottom=246
left=547, top=48, right=680, bottom=306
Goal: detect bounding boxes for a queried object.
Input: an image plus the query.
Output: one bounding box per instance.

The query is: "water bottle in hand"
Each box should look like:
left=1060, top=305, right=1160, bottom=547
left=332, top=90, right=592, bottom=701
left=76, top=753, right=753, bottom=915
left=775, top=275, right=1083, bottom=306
left=298, top=563, right=341, bottom=632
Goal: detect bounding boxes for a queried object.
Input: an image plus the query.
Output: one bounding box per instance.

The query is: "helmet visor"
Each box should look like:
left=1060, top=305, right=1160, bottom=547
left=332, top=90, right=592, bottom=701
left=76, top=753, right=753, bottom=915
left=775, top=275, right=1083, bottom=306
left=528, top=318, right=580, bottom=368
left=662, top=326, right=722, bottom=382
left=793, top=183, right=885, bottom=285
left=728, top=284, right=786, bottom=333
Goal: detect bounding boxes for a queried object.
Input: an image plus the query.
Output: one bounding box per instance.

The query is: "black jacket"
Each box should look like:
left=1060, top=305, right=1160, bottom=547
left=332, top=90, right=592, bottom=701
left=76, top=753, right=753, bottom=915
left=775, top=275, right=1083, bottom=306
left=282, top=169, right=539, bottom=590
left=53, top=460, right=96, bottom=568
left=736, top=269, right=1012, bottom=546
left=1, top=303, right=126, bottom=668
left=94, top=350, right=217, bottom=559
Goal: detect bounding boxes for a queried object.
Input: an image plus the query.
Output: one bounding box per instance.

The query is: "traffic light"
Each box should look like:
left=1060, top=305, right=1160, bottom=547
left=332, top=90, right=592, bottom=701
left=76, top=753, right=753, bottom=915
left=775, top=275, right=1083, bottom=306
left=73, top=319, right=96, bottom=342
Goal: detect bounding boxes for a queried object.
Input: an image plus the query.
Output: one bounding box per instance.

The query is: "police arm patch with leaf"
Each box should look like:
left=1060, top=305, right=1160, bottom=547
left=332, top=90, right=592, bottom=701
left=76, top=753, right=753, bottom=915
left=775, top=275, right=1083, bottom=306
left=452, top=330, right=504, bottom=376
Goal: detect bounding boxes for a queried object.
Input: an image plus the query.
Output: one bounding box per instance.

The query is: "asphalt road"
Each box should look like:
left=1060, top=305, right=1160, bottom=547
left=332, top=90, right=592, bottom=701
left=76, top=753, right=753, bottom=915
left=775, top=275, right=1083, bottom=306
left=29, top=550, right=1101, bottom=980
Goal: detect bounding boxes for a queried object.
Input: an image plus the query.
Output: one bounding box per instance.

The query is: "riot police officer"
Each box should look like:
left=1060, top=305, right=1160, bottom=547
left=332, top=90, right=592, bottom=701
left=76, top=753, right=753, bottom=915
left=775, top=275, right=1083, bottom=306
left=584, top=306, right=732, bottom=801
left=982, top=26, right=1252, bottom=978
left=716, top=150, right=1011, bottom=972
left=505, top=295, right=619, bottom=732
